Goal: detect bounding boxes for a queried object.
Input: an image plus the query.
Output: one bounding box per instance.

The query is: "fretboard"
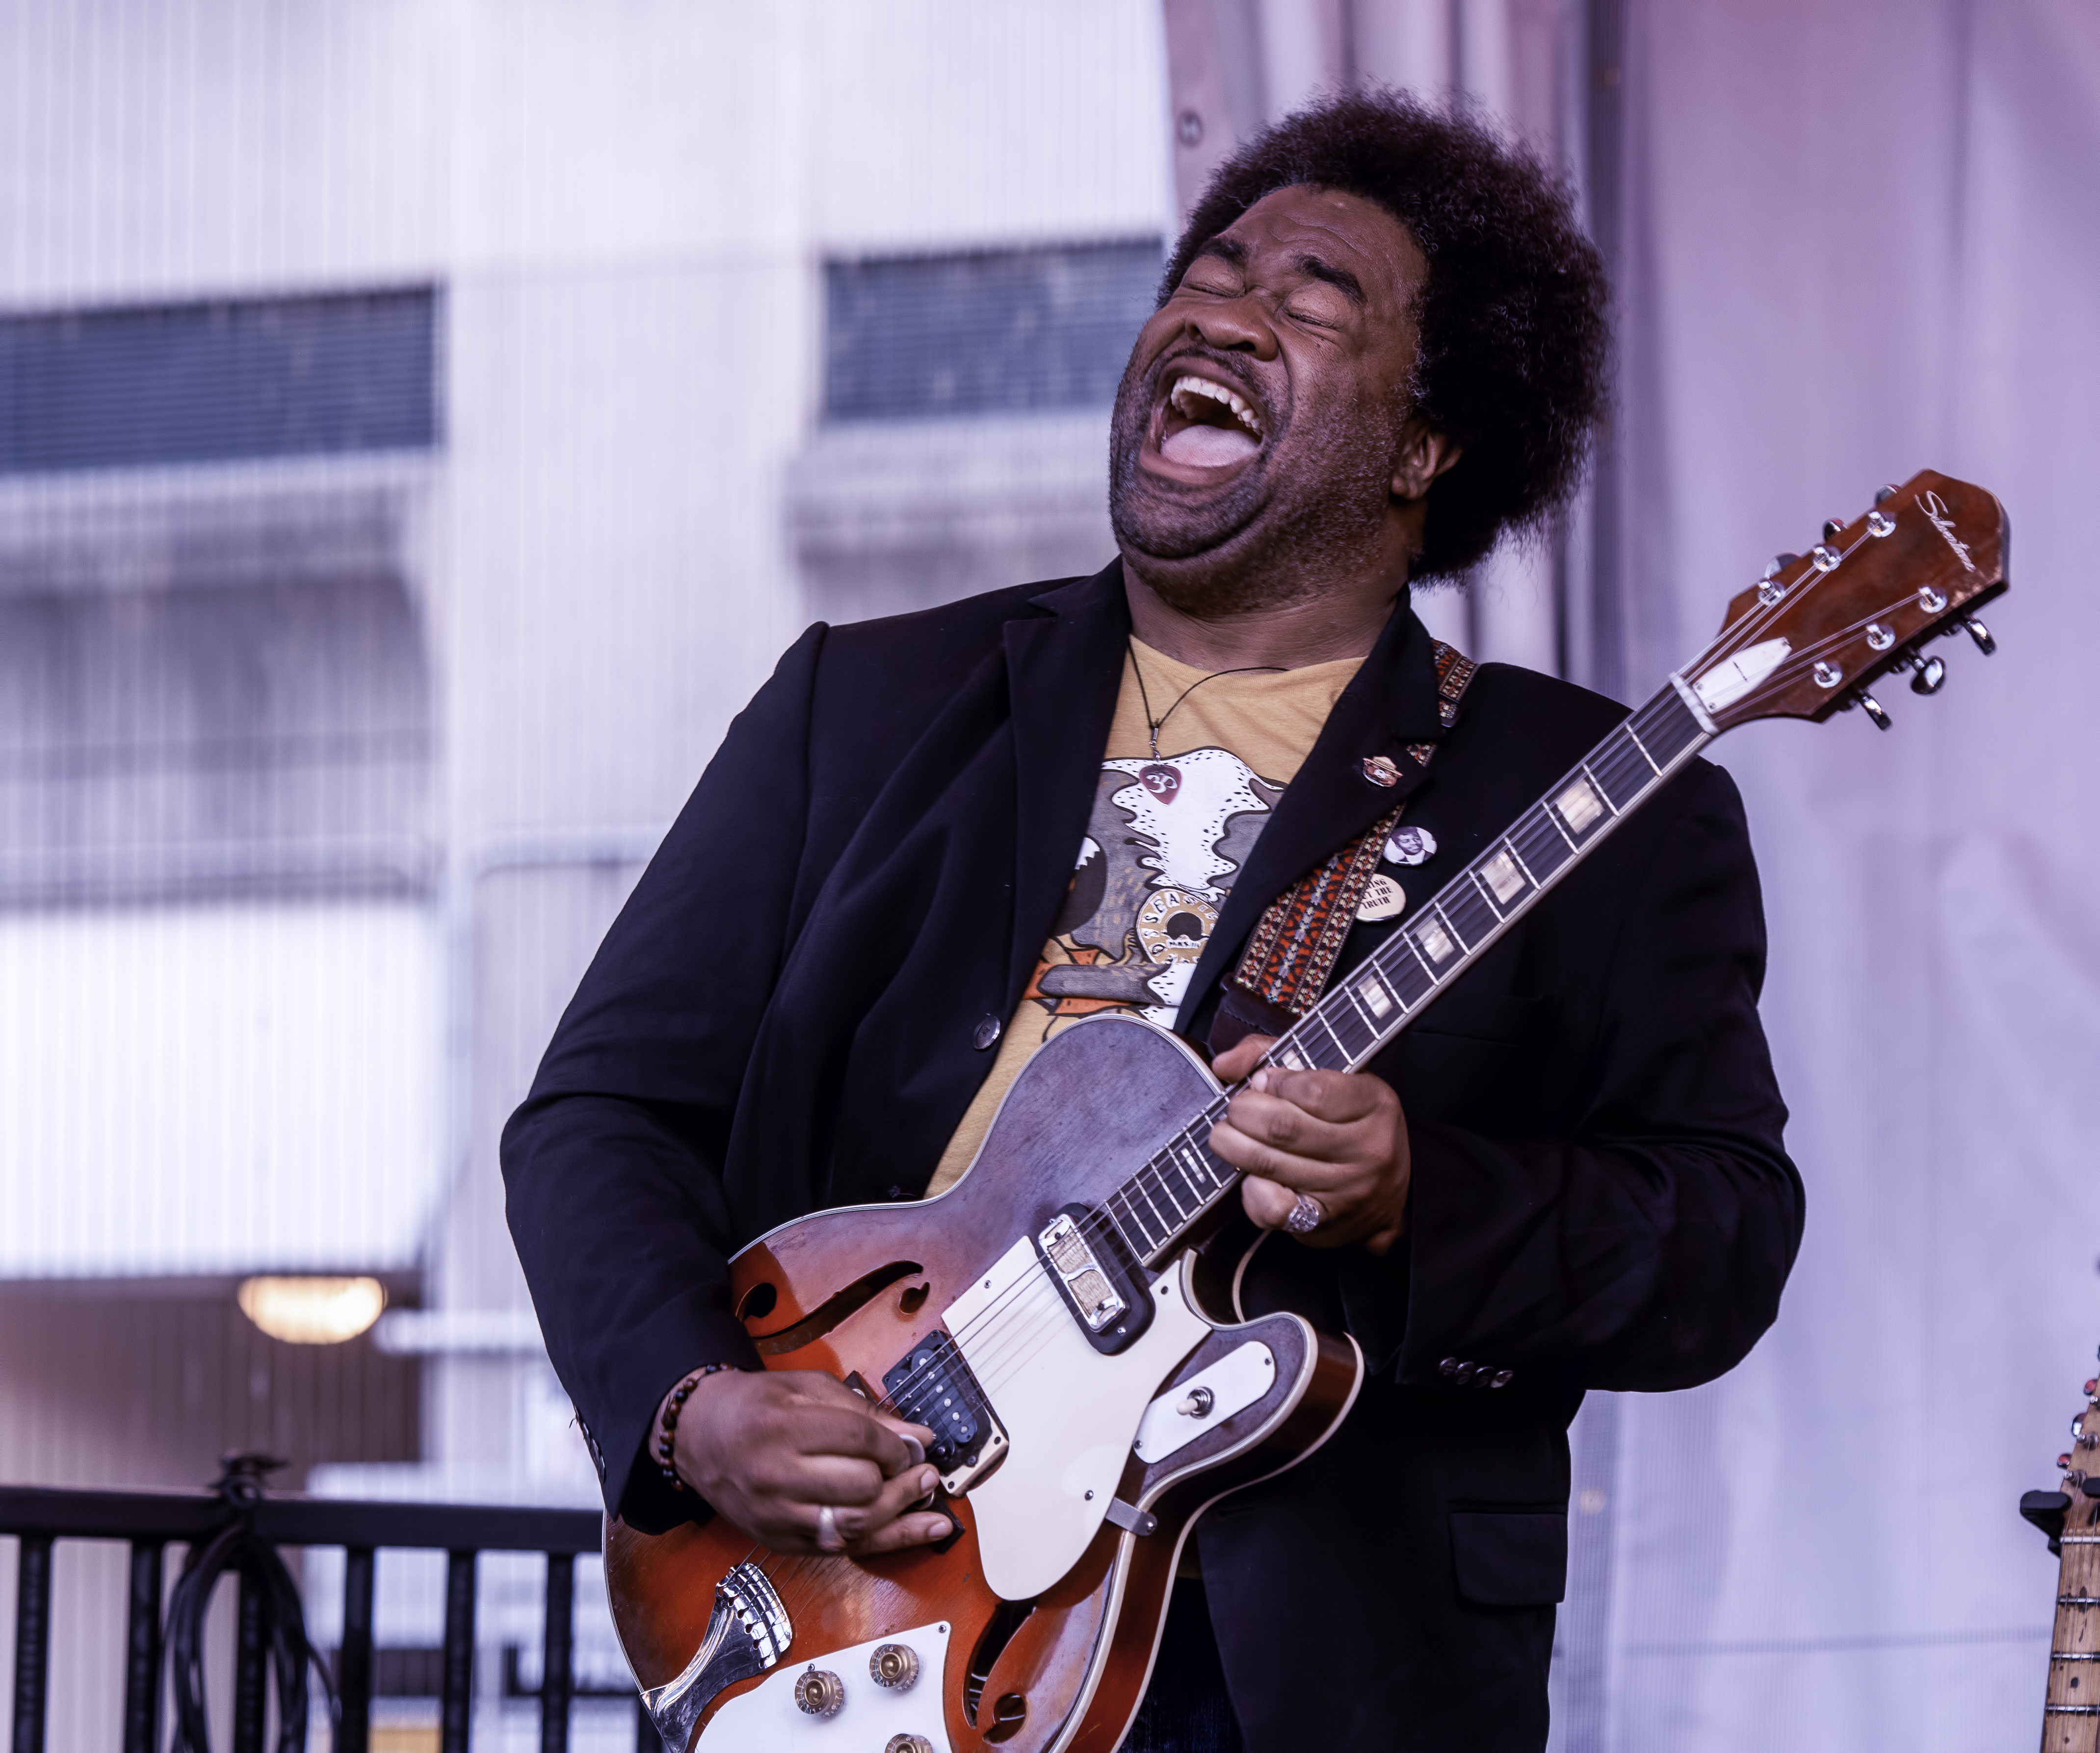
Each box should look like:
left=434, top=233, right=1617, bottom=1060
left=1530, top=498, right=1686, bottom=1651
left=1098, top=680, right=1713, bottom=1268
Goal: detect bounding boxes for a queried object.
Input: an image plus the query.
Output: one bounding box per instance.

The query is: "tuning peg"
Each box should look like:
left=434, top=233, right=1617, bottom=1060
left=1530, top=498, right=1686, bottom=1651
left=1959, top=614, right=1996, bottom=655
left=1852, top=689, right=1892, bottom=731
left=1874, top=483, right=1899, bottom=505
left=1908, top=654, right=1947, bottom=695
left=1822, top=518, right=1847, bottom=541
left=2084, top=1377, right=2096, bottom=1397
left=1764, top=553, right=1803, bottom=579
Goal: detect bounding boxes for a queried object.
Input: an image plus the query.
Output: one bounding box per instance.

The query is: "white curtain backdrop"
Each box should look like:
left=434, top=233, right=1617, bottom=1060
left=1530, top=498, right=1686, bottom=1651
left=1590, top=2, right=2100, bottom=1745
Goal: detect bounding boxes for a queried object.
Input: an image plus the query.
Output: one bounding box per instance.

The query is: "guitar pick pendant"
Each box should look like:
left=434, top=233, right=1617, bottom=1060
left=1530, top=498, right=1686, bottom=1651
left=1384, top=825, right=1437, bottom=866
left=1137, top=763, right=1182, bottom=802
left=1356, top=874, right=1407, bottom=921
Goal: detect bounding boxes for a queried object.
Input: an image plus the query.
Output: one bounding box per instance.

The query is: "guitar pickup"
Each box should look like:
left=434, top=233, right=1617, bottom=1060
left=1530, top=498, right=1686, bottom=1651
left=1035, top=1206, right=1153, bottom=1355
left=881, top=1331, right=1008, bottom=1496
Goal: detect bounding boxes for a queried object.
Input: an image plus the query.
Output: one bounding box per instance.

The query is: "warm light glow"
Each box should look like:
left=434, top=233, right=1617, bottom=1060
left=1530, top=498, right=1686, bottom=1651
left=237, top=1275, right=387, bottom=1345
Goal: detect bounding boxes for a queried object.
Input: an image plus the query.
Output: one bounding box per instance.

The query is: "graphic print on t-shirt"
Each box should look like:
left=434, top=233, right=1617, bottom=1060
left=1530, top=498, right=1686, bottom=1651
left=1029, top=744, right=1284, bottom=1028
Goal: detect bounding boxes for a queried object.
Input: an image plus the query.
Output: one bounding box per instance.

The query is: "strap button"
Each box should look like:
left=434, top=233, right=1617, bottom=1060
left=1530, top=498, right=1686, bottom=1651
left=972, top=1014, right=1002, bottom=1051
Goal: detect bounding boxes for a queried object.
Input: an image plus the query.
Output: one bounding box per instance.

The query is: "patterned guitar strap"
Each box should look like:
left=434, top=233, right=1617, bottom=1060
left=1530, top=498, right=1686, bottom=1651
left=1209, top=640, right=1479, bottom=1056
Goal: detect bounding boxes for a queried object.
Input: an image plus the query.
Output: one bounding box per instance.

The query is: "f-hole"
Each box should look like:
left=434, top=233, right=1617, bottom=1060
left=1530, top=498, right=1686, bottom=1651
left=749, top=1260, right=924, bottom=1355
left=898, top=1281, right=929, bottom=1316
left=963, top=1599, right=1036, bottom=1729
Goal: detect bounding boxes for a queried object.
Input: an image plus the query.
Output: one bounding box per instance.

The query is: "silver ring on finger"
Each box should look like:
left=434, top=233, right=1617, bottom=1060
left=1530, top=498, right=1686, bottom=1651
left=1284, top=1192, right=1324, bottom=1235
left=815, top=1504, right=844, bottom=1551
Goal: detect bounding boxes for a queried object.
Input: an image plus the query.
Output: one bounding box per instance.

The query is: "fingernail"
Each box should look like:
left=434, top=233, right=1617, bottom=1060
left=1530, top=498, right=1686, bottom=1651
left=922, top=1467, right=938, bottom=1492
left=1251, top=1069, right=1270, bottom=1092
left=929, top=1517, right=951, bottom=1538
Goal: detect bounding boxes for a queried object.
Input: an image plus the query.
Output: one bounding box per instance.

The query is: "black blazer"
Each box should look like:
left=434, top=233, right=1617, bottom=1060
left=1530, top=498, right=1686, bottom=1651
left=502, top=562, right=1802, bottom=1752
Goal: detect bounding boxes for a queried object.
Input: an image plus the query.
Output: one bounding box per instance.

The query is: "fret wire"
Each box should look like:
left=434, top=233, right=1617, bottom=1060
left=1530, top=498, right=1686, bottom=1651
left=1310, top=1010, right=1348, bottom=1063
left=1148, top=1165, right=1190, bottom=1222
left=1502, top=833, right=1540, bottom=888
left=1578, top=759, right=1621, bottom=815
left=1544, top=796, right=1580, bottom=849
left=1623, top=718, right=1663, bottom=775
left=1129, top=1177, right=1172, bottom=1238
left=1101, top=1195, right=1141, bottom=1257
left=1467, top=866, right=1507, bottom=919
left=1399, top=927, right=1440, bottom=983
left=1339, top=981, right=1378, bottom=1036
left=1513, top=811, right=1569, bottom=879
left=1112, top=1188, right=1158, bottom=1254
left=1434, top=901, right=1471, bottom=952
left=1188, top=1130, right=1229, bottom=1188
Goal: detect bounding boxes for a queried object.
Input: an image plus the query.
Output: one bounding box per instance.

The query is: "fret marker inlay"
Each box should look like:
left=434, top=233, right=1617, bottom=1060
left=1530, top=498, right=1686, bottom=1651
left=1480, top=850, right=1525, bottom=904
left=1555, top=775, right=1605, bottom=834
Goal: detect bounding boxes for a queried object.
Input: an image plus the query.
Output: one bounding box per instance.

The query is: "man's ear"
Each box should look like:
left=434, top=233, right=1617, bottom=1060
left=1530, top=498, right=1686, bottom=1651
left=1391, top=420, right=1462, bottom=502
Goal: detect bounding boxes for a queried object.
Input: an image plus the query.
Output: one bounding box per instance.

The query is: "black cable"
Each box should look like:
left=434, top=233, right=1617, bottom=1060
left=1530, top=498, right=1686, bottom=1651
left=165, top=1453, right=336, bottom=1753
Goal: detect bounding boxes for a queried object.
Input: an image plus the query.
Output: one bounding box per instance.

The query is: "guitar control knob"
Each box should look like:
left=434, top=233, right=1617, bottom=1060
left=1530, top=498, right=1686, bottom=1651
left=886, top=1736, right=937, bottom=1753
left=1908, top=654, right=1947, bottom=695
left=869, top=1643, right=920, bottom=1690
left=793, top=1667, right=845, bottom=1717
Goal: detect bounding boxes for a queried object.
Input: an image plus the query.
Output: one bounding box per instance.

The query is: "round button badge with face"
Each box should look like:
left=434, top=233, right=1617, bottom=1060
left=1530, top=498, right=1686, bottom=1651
left=1384, top=825, right=1437, bottom=867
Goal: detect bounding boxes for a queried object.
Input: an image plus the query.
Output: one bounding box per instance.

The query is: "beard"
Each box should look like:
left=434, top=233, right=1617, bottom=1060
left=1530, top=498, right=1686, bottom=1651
left=1106, top=344, right=1411, bottom=621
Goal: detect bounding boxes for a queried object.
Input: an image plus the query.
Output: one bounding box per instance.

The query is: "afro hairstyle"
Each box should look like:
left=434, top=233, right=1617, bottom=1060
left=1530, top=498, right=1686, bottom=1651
left=1162, top=89, right=1608, bottom=580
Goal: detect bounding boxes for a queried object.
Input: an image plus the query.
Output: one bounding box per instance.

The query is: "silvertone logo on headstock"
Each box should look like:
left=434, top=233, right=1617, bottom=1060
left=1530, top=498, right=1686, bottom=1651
left=1916, top=490, right=1978, bottom=574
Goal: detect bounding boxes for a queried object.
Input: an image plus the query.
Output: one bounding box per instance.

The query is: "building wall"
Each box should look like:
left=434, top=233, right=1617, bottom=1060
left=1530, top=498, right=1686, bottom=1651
left=0, top=4, right=1172, bottom=1745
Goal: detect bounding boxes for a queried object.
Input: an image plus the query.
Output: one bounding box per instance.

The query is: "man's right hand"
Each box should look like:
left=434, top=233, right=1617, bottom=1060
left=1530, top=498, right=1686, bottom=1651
left=668, top=1368, right=950, bottom=1556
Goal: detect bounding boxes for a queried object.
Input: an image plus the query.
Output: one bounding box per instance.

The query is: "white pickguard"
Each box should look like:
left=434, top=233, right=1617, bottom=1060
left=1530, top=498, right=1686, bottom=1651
left=704, top=1620, right=952, bottom=1752
left=945, top=1243, right=1208, bottom=1601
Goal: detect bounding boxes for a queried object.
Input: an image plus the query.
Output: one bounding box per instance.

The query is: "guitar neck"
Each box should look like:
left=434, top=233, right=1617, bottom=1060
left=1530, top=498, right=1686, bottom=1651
left=2050, top=1488, right=2100, bottom=1746
left=1101, top=677, right=1716, bottom=1268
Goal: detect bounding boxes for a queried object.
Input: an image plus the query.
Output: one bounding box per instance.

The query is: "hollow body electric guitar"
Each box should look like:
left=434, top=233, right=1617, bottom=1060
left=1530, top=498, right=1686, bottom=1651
left=609, top=471, right=2008, bottom=1753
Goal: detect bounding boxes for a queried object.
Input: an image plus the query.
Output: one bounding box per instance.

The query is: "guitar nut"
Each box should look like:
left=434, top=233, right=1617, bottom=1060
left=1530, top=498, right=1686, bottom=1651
left=792, top=1666, right=844, bottom=1717
left=869, top=1642, right=920, bottom=1690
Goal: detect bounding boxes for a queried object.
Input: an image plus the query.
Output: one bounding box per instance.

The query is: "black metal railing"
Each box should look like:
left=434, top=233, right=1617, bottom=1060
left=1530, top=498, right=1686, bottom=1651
left=3, top=1478, right=615, bottom=1753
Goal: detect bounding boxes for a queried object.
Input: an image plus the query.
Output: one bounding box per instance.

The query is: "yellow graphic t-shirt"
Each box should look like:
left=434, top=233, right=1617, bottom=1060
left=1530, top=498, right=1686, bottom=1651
left=926, top=637, right=1364, bottom=1195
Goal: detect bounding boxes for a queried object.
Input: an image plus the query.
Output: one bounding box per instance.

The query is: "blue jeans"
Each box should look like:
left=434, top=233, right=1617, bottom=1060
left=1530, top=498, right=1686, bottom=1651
left=1120, top=1578, right=1244, bottom=1753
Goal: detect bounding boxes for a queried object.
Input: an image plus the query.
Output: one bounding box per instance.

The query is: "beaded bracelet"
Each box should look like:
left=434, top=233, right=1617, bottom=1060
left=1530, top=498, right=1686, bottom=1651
left=656, top=1361, right=741, bottom=1492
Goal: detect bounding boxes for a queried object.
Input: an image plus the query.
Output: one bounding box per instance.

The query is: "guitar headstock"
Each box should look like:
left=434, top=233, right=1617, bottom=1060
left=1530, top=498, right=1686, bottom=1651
left=1678, top=469, right=2008, bottom=733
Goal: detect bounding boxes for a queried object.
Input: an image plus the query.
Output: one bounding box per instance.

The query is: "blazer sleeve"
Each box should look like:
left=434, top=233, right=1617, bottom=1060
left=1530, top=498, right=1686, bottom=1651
left=1336, top=761, right=1805, bottom=1392
left=501, top=622, right=826, bottom=1533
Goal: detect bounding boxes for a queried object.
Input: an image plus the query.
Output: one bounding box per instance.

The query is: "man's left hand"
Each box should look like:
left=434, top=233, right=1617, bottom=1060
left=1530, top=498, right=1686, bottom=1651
left=1208, top=1034, right=1411, bottom=1256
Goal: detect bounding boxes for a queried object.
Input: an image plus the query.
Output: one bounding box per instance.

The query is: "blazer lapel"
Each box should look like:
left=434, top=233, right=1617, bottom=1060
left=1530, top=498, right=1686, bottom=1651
left=1177, top=594, right=1451, bottom=1030
left=1003, top=561, right=1131, bottom=1011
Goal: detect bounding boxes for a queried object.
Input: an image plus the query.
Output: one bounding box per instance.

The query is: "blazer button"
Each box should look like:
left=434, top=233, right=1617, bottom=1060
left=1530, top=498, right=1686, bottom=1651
left=1490, top=1369, right=1514, bottom=1388
left=972, top=1014, right=1002, bottom=1051
left=1454, top=1361, right=1479, bottom=1384
left=1438, top=1357, right=1459, bottom=1377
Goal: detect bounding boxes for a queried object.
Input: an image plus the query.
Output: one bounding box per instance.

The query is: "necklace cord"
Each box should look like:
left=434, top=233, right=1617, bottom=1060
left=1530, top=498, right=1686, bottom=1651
left=1126, top=640, right=1286, bottom=761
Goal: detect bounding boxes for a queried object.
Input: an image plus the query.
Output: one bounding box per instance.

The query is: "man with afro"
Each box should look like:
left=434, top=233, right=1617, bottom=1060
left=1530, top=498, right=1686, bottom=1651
left=506, top=91, right=1801, bottom=1752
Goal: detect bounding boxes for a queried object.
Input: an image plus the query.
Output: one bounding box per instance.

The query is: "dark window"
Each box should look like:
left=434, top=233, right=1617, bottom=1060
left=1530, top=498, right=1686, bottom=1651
left=0, top=287, right=439, bottom=473
left=823, top=239, right=1161, bottom=422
